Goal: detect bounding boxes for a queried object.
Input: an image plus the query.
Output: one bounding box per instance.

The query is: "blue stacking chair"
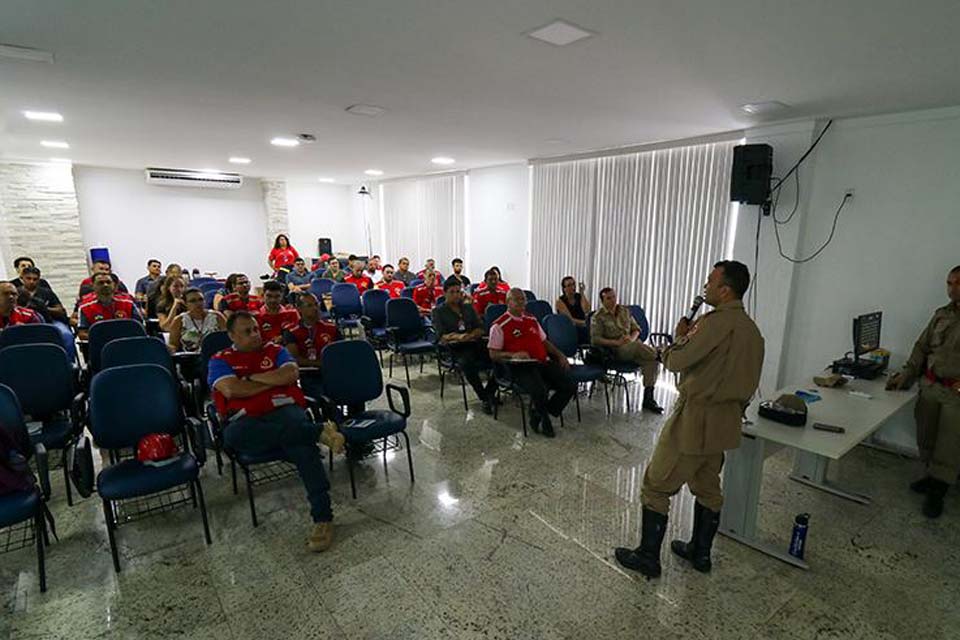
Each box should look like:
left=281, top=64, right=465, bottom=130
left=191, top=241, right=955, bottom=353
left=89, top=364, right=211, bottom=572
left=543, top=314, right=610, bottom=420
left=193, top=331, right=232, bottom=470
left=0, top=384, right=52, bottom=592
left=203, top=288, right=219, bottom=310
left=0, top=344, right=84, bottom=505
left=190, top=277, right=217, bottom=287
left=400, top=287, right=415, bottom=299
left=0, top=323, right=63, bottom=350
left=198, top=281, right=222, bottom=295
left=483, top=303, right=507, bottom=333
left=361, top=289, right=390, bottom=364
left=321, top=340, right=412, bottom=499
left=86, top=319, right=146, bottom=376
left=627, top=304, right=674, bottom=350
left=309, top=278, right=336, bottom=298
left=330, top=283, right=363, bottom=328
left=523, top=290, right=537, bottom=302
left=102, top=336, right=194, bottom=411
left=526, top=300, right=553, bottom=326
left=410, top=279, right=424, bottom=288
left=385, top=298, right=435, bottom=387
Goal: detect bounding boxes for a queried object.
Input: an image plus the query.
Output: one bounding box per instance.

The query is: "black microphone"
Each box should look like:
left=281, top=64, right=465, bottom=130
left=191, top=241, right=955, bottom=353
left=684, top=295, right=706, bottom=322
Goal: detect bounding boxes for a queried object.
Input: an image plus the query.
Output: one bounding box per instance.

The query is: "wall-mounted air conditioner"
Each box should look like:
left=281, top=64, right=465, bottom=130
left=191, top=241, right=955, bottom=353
left=144, top=167, right=243, bottom=189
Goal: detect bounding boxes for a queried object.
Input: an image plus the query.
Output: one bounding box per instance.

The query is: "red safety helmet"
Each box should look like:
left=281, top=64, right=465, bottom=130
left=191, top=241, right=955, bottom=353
left=136, top=433, right=178, bottom=464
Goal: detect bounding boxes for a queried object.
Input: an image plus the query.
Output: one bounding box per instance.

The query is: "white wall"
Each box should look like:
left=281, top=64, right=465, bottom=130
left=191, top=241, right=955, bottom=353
left=466, top=163, right=530, bottom=289
left=285, top=181, right=364, bottom=260
left=74, top=166, right=267, bottom=283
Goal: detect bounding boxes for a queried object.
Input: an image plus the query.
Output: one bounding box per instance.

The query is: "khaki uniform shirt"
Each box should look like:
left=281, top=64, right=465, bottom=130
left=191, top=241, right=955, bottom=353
left=901, top=302, right=960, bottom=384
left=662, top=300, right=764, bottom=455
left=590, top=305, right=639, bottom=344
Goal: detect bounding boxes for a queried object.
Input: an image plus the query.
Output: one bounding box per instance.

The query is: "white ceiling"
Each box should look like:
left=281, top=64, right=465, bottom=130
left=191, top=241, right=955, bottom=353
left=2, top=0, right=960, bottom=182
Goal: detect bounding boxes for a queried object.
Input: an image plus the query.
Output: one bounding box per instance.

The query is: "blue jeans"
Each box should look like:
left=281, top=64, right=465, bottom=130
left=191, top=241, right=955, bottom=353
left=223, top=405, right=333, bottom=523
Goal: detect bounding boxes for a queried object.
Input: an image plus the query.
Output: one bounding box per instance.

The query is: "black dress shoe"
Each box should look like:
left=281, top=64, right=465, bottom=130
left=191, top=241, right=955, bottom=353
left=541, top=416, right=556, bottom=438
left=910, top=476, right=933, bottom=494
left=481, top=399, right=494, bottom=415
left=923, top=479, right=948, bottom=518
left=642, top=387, right=664, bottom=414
left=529, top=409, right=542, bottom=433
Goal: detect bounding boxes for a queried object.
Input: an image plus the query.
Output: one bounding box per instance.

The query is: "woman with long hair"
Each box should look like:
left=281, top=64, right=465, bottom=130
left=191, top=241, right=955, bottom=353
left=213, top=273, right=239, bottom=311
left=168, top=287, right=226, bottom=353
left=556, top=275, right=591, bottom=344
left=156, top=274, right=188, bottom=331
left=268, top=233, right=299, bottom=278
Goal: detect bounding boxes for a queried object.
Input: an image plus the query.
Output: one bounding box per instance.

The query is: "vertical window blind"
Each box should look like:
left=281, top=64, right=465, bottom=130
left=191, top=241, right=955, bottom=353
left=530, top=140, right=736, bottom=335
left=380, top=174, right=465, bottom=270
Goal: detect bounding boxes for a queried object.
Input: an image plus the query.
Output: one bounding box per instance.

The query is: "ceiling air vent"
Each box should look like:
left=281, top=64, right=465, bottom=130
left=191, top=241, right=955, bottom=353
left=144, top=167, right=243, bottom=189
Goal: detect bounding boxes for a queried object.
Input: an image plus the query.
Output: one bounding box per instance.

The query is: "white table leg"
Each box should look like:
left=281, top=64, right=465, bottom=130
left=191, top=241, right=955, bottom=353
left=720, top=435, right=809, bottom=569
left=790, top=451, right=871, bottom=504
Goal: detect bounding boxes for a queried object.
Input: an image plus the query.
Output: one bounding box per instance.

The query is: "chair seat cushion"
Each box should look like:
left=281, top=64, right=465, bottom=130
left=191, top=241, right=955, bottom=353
left=235, top=448, right=287, bottom=466
left=97, top=455, right=199, bottom=500
left=569, top=364, right=605, bottom=383
left=0, top=490, right=40, bottom=528
left=341, top=410, right=406, bottom=443
left=396, top=340, right=434, bottom=354
left=29, top=416, right=74, bottom=450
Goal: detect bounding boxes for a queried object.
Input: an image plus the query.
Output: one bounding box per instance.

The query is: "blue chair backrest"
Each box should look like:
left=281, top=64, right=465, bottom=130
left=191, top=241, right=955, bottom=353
left=0, top=383, right=27, bottom=446
left=362, top=289, right=390, bottom=328
left=101, top=336, right=175, bottom=375
left=627, top=305, right=650, bottom=342
left=484, top=304, right=507, bottom=331
left=89, top=364, right=182, bottom=450
left=87, top=319, right=147, bottom=373
left=410, top=279, right=424, bottom=288
left=310, top=278, right=336, bottom=298
left=401, top=287, right=415, bottom=299
left=386, top=298, right=424, bottom=339
left=542, top=314, right=578, bottom=358
left=467, top=283, right=479, bottom=294
left=200, top=331, right=232, bottom=364
left=321, top=340, right=382, bottom=406
left=198, top=282, right=221, bottom=294
left=331, top=283, right=362, bottom=318
left=527, top=300, right=552, bottom=324
left=523, top=290, right=536, bottom=302
left=203, top=288, right=218, bottom=309
left=436, top=296, right=445, bottom=307
left=0, top=344, right=74, bottom=416
left=0, top=323, right=63, bottom=349
left=190, top=277, right=217, bottom=287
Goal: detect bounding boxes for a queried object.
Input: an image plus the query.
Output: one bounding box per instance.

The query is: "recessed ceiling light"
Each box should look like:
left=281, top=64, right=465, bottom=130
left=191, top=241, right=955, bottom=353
left=526, top=20, right=595, bottom=46
left=318, top=177, right=335, bottom=183
left=229, top=156, right=251, bottom=164
left=740, top=101, right=790, bottom=115
left=431, top=157, right=456, bottom=165
left=270, top=137, right=300, bottom=147
left=48, top=157, right=71, bottom=164
left=40, top=140, right=69, bottom=149
left=346, top=104, right=387, bottom=117
left=364, top=169, right=384, bottom=176
left=23, top=110, right=63, bottom=122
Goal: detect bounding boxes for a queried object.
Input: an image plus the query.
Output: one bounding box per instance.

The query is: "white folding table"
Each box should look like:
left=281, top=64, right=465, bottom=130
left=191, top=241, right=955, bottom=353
left=719, top=376, right=916, bottom=569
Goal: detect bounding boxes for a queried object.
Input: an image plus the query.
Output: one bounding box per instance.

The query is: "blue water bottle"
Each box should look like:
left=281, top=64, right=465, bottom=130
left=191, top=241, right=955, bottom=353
left=789, top=513, right=810, bottom=559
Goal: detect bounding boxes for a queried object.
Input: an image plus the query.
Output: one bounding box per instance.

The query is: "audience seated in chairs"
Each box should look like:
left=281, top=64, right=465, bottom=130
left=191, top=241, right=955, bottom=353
left=433, top=277, right=497, bottom=414
left=156, top=274, right=188, bottom=332
left=343, top=255, right=374, bottom=294
left=376, top=264, right=405, bottom=299
left=134, top=259, right=163, bottom=305
left=556, top=276, right=591, bottom=344
left=285, top=258, right=314, bottom=294
left=321, top=257, right=346, bottom=283
left=208, top=311, right=342, bottom=552
left=10, top=256, right=54, bottom=292
left=473, top=268, right=508, bottom=317
left=167, top=287, right=226, bottom=352
left=488, top=288, right=576, bottom=438
left=449, top=258, right=470, bottom=288
left=218, top=273, right=261, bottom=317
left=417, top=258, right=443, bottom=282
left=77, top=259, right=130, bottom=300
left=475, top=265, right=509, bottom=293
left=394, top=257, right=415, bottom=286
left=77, top=273, right=143, bottom=340
left=590, top=287, right=663, bottom=413
left=17, top=267, right=67, bottom=323
left=365, top=255, right=384, bottom=284
left=412, top=270, right=443, bottom=316
left=212, top=273, right=237, bottom=312
left=283, top=292, right=339, bottom=401
left=0, top=282, right=42, bottom=330
left=257, top=280, right=300, bottom=344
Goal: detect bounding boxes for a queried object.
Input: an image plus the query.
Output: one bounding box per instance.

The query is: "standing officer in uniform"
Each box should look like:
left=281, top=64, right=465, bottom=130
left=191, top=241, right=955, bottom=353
left=615, top=261, right=763, bottom=578
left=886, top=265, right=960, bottom=518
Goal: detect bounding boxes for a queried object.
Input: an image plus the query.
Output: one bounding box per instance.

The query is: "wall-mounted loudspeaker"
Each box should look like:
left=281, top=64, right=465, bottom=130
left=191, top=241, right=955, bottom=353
left=317, top=238, right=332, bottom=255
left=730, top=144, right=773, bottom=205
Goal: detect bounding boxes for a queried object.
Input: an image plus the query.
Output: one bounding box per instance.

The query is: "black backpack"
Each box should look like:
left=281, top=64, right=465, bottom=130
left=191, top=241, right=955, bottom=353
left=68, top=437, right=95, bottom=499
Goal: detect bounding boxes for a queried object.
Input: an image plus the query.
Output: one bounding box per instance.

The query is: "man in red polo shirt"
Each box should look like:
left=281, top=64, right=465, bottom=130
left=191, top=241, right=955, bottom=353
left=412, top=270, right=443, bottom=316
left=283, top=292, right=339, bottom=405
left=489, top=288, right=575, bottom=438
left=343, top=256, right=374, bottom=294
left=76, top=260, right=130, bottom=300
left=257, top=280, right=300, bottom=343
left=416, top=258, right=443, bottom=282
left=376, top=264, right=405, bottom=299
left=218, top=274, right=261, bottom=317
left=0, top=281, right=42, bottom=330
left=77, top=273, right=143, bottom=339
left=473, top=268, right=508, bottom=317
left=209, top=311, right=341, bottom=552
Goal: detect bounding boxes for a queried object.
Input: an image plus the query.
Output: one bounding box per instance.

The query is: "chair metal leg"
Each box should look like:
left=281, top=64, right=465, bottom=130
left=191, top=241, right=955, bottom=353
left=382, top=438, right=389, bottom=473
left=244, top=467, right=258, bottom=527
left=519, top=395, right=528, bottom=437
left=460, top=375, right=468, bottom=411
left=493, top=387, right=500, bottom=420
left=624, top=380, right=631, bottom=412
left=347, top=456, right=358, bottom=499
left=439, top=368, right=446, bottom=399
left=102, top=499, right=121, bottom=573
left=604, top=381, right=611, bottom=415
left=35, top=510, right=47, bottom=593
left=403, top=354, right=411, bottom=387
left=214, top=444, right=224, bottom=476
left=419, top=355, right=424, bottom=373
left=62, top=449, right=74, bottom=506
left=389, top=352, right=394, bottom=377
left=575, top=393, right=582, bottom=422
left=188, top=479, right=199, bottom=509
left=230, top=459, right=238, bottom=494
left=400, top=431, right=415, bottom=484
left=194, top=480, right=212, bottom=544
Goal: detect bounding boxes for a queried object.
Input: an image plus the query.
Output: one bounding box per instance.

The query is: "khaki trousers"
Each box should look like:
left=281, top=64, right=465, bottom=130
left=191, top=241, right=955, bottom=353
left=614, top=342, right=659, bottom=387
left=640, top=416, right=724, bottom=514
left=915, top=378, right=960, bottom=484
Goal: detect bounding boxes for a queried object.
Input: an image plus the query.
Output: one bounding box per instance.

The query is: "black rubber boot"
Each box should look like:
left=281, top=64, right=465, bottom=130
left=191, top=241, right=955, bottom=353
left=642, top=386, right=664, bottom=414
left=910, top=476, right=933, bottom=494
left=615, top=508, right=667, bottom=578
left=670, top=502, right=720, bottom=573
left=923, top=479, right=948, bottom=519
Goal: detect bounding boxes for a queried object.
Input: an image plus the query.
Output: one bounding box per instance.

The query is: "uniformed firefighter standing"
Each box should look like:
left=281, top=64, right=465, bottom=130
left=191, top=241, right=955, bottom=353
left=887, top=265, right=960, bottom=518
left=615, top=260, right=764, bottom=578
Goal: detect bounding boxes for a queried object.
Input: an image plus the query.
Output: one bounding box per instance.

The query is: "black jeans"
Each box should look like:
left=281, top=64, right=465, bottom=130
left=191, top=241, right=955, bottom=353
left=449, top=341, right=496, bottom=401
left=507, top=360, right=577, bottom=418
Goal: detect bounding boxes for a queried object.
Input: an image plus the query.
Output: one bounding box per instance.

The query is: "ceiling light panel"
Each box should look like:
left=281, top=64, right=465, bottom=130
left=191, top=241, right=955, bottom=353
left=41, top=140, right=69, bottom=149
left=23, top=110, right=63, bottom=122
left=229, top=157, right=251, bottom=164
left=270, top=137, right=300, bottom=147
left=364, top=169, right=383, bottom=176
left=526, top=20, right=595, bottom=46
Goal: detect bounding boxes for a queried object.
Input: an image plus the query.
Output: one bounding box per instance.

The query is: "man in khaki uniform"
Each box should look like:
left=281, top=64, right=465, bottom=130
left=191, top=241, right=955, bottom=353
left=590, top=287, right=663, bottom=413
left=887, top=265, right=960, bottom=518
left=615, top=260, right=763, bottom=578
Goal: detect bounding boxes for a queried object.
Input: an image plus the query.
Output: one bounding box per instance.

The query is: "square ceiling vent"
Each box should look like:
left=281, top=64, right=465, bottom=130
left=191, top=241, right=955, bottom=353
left=526, top=20, right=595, bottom=46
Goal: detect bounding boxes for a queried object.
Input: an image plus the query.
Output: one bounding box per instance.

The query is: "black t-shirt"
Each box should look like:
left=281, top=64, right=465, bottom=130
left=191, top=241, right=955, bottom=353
left=559, top=293, right=586, bottom=321
left=432, top=302, right=482, bottom=338
left=10, top=276, right=53, bottom=291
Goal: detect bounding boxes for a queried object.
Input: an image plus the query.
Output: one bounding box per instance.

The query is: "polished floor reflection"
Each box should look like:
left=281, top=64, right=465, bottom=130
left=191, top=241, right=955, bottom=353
left=2, top=373, right=957, bottom=639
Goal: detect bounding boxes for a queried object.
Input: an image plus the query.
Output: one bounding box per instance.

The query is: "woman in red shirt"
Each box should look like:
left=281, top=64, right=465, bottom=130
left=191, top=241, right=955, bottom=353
left=268, top=234, right=300, bottom=276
